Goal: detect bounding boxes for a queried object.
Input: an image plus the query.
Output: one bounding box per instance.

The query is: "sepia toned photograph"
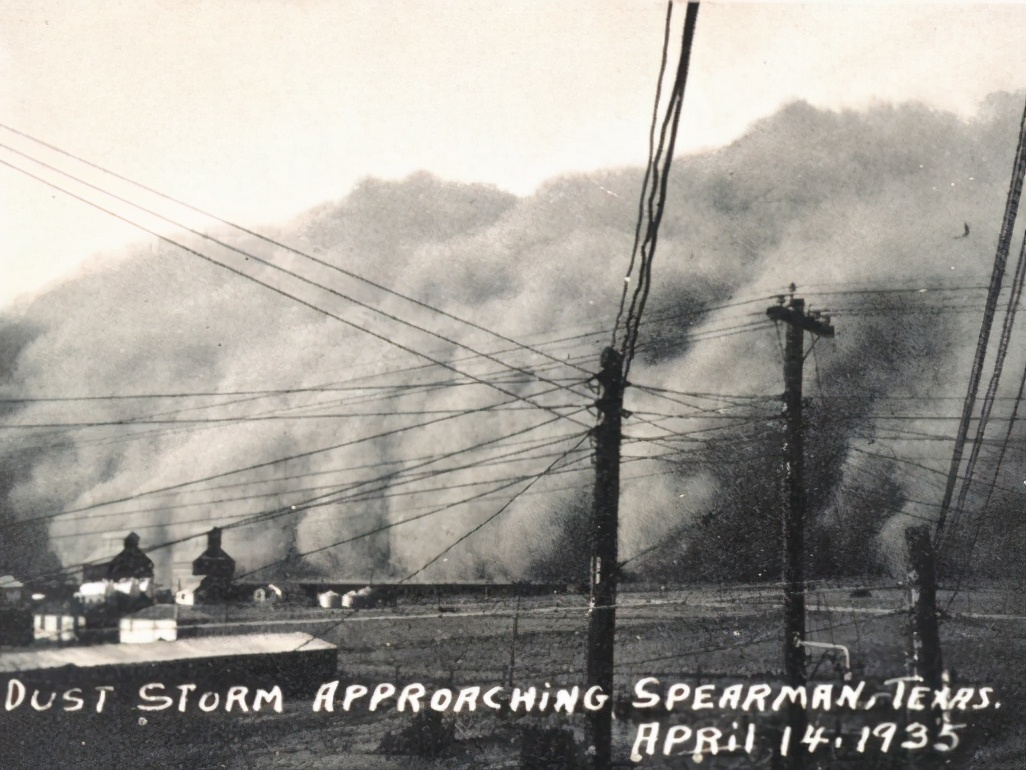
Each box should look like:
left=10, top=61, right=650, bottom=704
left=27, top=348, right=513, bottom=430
left=1, top=2, right=1024, bottom=767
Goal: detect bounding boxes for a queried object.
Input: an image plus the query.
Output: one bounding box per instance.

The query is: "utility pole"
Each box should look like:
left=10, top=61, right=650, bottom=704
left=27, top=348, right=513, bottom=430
left=586, top=347, right=625, bottom=770
left=507, top=594, right=521, bottom=688
left=905, top=525, right=944, bottom=736
left=766, top=290, right=834, bottom=770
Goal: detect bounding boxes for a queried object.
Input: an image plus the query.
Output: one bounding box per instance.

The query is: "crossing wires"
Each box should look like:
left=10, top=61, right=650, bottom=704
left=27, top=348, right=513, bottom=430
left=935, top=92, right=1026, bottom=541
left=611, top=1, right=700, bottom=380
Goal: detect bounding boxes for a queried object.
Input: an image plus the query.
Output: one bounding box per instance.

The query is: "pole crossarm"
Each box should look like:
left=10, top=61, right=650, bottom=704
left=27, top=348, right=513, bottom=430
left=766, top=305, right=835, bottom=338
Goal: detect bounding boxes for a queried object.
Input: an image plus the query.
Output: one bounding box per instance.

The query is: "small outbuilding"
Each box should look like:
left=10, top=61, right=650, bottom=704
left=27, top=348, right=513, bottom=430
left=341, top=586, right=378, bottom=609
left=33, top=610, right=86, bottom=643
left=119, top=605, right=178, bottom=644
left=253, top=584, right=284, bottom=604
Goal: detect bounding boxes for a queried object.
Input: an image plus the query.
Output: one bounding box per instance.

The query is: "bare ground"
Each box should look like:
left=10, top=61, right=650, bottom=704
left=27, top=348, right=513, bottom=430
left=2, top=583, right=1023, bottom=769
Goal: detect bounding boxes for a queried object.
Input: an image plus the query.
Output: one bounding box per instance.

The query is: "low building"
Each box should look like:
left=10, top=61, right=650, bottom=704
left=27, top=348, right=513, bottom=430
left=75, top=577, right=155, bottom=606
left=119, top=605, right=178, bottom=644
left=0, top=632, right=337, bottom=695
left=33, top=611, right=86, bottom=643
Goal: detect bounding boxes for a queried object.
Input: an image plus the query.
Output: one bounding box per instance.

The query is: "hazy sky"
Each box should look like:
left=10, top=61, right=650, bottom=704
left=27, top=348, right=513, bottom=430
left=2, top=1, right=1025, bottom=307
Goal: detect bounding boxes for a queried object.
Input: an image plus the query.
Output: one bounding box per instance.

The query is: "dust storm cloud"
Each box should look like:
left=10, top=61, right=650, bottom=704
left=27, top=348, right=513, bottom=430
left=1, top=94, right=1023, bottom=584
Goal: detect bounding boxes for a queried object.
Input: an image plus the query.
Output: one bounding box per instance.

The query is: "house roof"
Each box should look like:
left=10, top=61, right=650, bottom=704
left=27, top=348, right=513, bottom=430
left=0, top=632, right=334, bottom=673
left=124, top=604, right=178, bottom=620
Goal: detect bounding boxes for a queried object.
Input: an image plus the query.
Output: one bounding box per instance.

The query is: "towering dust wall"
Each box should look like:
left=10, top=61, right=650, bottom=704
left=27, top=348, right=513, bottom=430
left=1, top=95, right=1024, bottom=584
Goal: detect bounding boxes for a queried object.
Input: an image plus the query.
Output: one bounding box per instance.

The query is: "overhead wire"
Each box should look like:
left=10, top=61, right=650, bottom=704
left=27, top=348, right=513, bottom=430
left=942, top=355, right=1026, bottom=610
left=611, top=0, right=675, bottom=348
left=36, top=429, right=778, bottom=580
left=6, top=361, right=595, bottom=456
left=0, top=150, right=594, bottom=425
left=400, top=433, right=592, bottom=583
left=942, top=222, right=1026, bottom=545
left=4, top=381, right=583, bottom=530
left=42, top=430, right=589, bottom=532
left=239, top=432, right=590, bottom=583
left=53, top=437, right=597, bottom=544
left=0, top=402, right=586, bottom=430
left=619, top=2, right=700, bottom=379
left=849, top=445, right=1020, bottom=496
left=935, top=92, right=1026, bottom=538
left=20, top=407, right=588, bottom=583
left=0, top=377, right=586, bottom=406
left=0, top=123, right=596, bottom=379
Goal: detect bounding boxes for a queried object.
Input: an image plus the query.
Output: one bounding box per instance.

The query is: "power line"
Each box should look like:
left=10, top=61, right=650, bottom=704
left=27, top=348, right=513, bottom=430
left=617, top=1, right=699, bottom=381
left=943, top=358, right=1026, bottom=610
left=612, top=0, right=675, bottom=348
left=401, top=434, right=592, bottom=583
left=6, top=382, right=581, bottom=529
left=943, top=222, right=1026, bottom=543
left=282, top=434, right=596, bottom=656
left=804, top=395, right=1024, bottom=402
left=238, top=432, right=590, bottom=581
left=49, top=443, right=598, bottom=542
left=0, top=402, right=586, bottom=430
left=19, top=408, right=588, bottom=584
left=258, top=451, right=746, bottom=539
left=0, top=124, right=596, bottom=378
left=0, top=377, right=584, bottom=405
left=42, top=431, right=589, bottom=532
left=935, top=92, right=1026, bottom=537
left=0, top=152, right=593, bottom=427
left=849, top=445, right=1021, bottom=496
left=629, top=383, right=773, bottom=401
left=800, top=284, right=997, bottom=298
left=136, top=432, right=575, bottom=500
left=6, top=361, right=594, bottom=455
left=144, top=409, right=589, bottom=536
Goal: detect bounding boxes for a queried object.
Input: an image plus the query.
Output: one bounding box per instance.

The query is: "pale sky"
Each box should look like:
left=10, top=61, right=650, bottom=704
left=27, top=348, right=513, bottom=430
left=2, top=1, right=1025, bottom=307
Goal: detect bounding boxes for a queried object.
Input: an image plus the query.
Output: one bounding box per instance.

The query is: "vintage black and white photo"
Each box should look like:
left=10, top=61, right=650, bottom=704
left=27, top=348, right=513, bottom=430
left=1, top=2, right=1024, bottom=767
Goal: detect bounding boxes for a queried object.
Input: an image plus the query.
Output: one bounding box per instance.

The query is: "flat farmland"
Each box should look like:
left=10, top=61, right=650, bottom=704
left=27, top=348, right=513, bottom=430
left=179, top=583, right=1025, bottom=683
left=3, top=584, right=1023, bottom=768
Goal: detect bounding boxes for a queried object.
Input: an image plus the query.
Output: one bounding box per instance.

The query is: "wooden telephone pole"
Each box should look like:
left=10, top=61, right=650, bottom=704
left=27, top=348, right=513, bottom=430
left=586, top=347, right=625, bottom=770
left=905, top=525, right=945, bottom=736
left=766, top=290, right=834, bottom=769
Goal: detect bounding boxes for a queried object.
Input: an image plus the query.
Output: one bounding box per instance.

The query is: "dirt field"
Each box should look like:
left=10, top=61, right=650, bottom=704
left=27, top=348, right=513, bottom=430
left=2, top=583, right=1023, bottom=768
